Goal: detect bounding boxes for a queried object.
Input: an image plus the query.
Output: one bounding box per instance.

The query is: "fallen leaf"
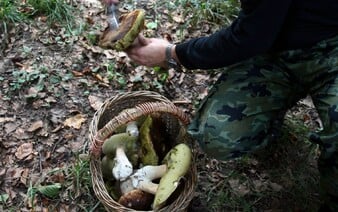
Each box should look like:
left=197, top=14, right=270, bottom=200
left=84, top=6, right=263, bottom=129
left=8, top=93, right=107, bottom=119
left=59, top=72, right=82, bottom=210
left=15, top=143, right=33, bottom=160
left=20, top=168, right=30, bottom=186
left=228, top=179, right=250, bottom=197
left=88, top=95, right=103, bottom=111
left=27, top=120, right=43, bottom=132
left=14, top=127, right=32, bottom=140
left=269, top=182, right=283, bottom=192
left=0, top=117, right=15, bottom=123
left=6, top=167, right=24, bottom=181
left=63, top=114, right=87, bottom=129
left=5, top=122, right=18, bottom=134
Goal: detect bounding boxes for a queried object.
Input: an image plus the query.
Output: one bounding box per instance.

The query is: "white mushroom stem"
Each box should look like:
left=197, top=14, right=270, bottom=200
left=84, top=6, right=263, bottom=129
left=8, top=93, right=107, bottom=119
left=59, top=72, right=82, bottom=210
left=130, top=165, right=167, bottom=194
left=120, top=178, right=134, bottom=195
left=126, top=121, right=139, bottom=137
left=112, top=147, right=133, bottom=181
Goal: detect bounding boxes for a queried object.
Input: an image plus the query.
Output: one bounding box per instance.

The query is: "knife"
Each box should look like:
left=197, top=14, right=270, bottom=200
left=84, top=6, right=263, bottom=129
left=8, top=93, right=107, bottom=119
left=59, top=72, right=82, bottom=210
left=107, top=4, right=119, bottom=30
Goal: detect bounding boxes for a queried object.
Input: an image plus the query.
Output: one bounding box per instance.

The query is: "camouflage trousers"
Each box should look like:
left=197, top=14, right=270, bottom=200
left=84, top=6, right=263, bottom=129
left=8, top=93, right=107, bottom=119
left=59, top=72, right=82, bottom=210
left=188, top=35, right=338, bottom=210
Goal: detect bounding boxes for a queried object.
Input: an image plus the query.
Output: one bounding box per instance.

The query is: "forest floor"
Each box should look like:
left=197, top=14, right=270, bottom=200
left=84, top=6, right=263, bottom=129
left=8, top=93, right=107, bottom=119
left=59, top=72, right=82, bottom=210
left=0, top=0, right=323, bottom=211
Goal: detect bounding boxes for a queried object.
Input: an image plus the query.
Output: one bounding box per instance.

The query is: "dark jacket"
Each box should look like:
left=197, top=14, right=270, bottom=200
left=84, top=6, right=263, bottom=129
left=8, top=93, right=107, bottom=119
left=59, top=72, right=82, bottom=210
left=176, top=0, right=338, bottom=69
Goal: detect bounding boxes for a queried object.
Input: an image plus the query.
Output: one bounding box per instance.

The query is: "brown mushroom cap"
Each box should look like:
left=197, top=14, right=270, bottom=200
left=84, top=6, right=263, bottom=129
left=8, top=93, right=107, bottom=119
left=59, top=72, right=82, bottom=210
left=99, top=9, right=145, bottom=51
left=118, top=189, right=154, bottom=210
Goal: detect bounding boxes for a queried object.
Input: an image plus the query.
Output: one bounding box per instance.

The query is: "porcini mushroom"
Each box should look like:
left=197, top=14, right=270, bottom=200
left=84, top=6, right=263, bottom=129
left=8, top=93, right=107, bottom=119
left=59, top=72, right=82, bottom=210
left=129, top=165, right=167, bottom=194
left=112, top=147, right=133, bottom=180
left=99, top=9, right=145, bottom=51
left=102, top=132, right=138, bottom=180
left=126, top=121, right=139, bottom=137
left=118, top=189, right=154, bottom=210
left=101, top=155, right=115, bottom=179
left=152, top=143, right=192, bottom=209
left=139, top=115, right=160, bottom=166
left=119, top=143, right=191, bottom=210
left=119, top=177, right=155, bottom=210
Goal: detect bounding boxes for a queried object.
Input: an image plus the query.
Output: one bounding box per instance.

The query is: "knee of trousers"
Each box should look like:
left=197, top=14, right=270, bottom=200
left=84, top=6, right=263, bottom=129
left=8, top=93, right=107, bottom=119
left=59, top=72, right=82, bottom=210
left=188, top=115, right=275, bottom=161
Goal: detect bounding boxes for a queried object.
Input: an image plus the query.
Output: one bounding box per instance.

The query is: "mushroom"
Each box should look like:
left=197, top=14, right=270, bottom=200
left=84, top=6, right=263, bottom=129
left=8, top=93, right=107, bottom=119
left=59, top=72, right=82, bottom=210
left=118, top=143, right=191, bottom=210
left=101, top=155, right=115, bottom=179
left=102, top=132, right=138, bottom=180
left=139, top=115, right=160, bottom=166
left=152, top=143, right=192, bottom=209
left=126, top=121, right=139, bottom=137
left=118, top=189, right=154, bottom=210
left=130, top=164, right=167, bottom=194
left=119, top=176, right=155, bottom=210
left=99, top=9, right=145, bottom=51
left=112, top=147, right=133, bottom=180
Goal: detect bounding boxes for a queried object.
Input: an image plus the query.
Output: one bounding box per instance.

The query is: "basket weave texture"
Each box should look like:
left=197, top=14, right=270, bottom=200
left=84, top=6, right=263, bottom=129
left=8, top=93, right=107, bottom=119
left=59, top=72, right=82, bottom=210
left=89, top=91, right=197, bottom=212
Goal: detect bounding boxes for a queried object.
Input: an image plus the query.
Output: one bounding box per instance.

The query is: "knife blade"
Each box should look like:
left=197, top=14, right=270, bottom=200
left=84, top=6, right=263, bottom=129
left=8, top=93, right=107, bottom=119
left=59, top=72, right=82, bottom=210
left=107, top=4, right=119, bottom=30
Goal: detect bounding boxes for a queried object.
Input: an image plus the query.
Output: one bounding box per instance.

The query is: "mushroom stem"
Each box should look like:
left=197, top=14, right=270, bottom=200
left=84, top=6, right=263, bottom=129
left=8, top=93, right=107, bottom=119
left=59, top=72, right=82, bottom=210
left=130, top=165, right=167, bottom=194
left=137, top=181, right=158, bottom=195
left=113, top=147, right=133, bottom=180
left=126, top=121, right=139, bottom=137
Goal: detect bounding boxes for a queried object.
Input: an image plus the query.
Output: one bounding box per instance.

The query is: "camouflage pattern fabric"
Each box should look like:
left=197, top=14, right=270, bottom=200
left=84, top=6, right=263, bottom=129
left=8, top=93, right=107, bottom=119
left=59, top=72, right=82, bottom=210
left=188, top=35, right=338, bottom=210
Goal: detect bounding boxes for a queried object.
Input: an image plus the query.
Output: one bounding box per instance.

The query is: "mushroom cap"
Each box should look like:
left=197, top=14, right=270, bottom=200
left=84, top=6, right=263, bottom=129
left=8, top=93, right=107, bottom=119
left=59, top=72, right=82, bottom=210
left=118, top=189, right=154, bottom=210
left=101, top=132, right=138, bottom=158
left=101, top=155, right=115, bottom=179
left=153, top=143, right=192, bottom=209
left=99, top=9, right=145, bottom=51
left=139, top=115, right=159, bottom=166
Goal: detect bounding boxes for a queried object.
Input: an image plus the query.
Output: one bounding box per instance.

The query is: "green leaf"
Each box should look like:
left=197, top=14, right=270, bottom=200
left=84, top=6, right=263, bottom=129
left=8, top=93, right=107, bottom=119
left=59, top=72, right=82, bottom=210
left=0, top=193, right=9, bottom=203
left=37, top=183, right=62, bottom=198
left=146, top=21, right=157, bottom=30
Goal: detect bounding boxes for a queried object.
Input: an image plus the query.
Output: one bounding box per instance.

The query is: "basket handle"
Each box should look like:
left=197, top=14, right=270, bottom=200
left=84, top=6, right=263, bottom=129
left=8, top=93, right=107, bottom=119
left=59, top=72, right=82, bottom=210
left=90, top=101, right=190, bottom=158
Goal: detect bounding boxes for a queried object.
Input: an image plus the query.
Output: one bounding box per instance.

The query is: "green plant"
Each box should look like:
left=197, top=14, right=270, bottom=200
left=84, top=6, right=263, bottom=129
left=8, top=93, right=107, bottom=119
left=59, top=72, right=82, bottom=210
left=0, top=0, right=24, bottom=27
left=26, top=0, right=76, bottom=30
left=64, top=155, right=104, bottom=211
left=0, top=0, right=24, bottom=51
left=104, top=62, right=127, bottom=88
left=173, top=0, right=240, bottom=29
left=9, top=66, right=47, bottom=92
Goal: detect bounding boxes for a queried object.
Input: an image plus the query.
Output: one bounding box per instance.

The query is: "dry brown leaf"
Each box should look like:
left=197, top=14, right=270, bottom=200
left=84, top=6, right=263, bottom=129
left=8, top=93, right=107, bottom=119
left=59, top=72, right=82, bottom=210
left=5, top=122, right=18, bottom=134
left=14, top=127, right=32, bottom=140
left=228, top=179, right=250, bottom=197
left=20, top=168, right=30, bottom=186
left=27, top=120, right=43, bottom=132
left=0, top=117, right=15, bottom=123
left=6, top=167, right=24, bottom=180
left=15, top=143, right=34, bottom=160
left=72, top=70, right=84, bottom=77
left=269, top=182, right=283, bottom=192
left=63, top=114, right=87, bottom=129
left=4, top=187, right=17, bottom=202
left=88, top=95, right=103, bottom=111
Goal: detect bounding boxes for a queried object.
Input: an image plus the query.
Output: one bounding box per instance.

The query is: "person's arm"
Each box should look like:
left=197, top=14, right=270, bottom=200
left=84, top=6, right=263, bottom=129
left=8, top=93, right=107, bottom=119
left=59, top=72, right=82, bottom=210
left=176, top=0, right=293, bottom=69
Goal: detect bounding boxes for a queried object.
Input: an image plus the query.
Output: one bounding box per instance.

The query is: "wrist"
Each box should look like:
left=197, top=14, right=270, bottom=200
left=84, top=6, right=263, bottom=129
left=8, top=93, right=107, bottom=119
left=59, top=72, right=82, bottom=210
left=165, top=44, right=181, bottom=70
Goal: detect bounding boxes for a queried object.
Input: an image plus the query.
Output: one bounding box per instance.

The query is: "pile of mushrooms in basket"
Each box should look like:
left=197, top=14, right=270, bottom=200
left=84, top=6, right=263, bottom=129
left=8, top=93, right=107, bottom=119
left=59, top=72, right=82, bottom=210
left=100, top=114, right=192, bottom=210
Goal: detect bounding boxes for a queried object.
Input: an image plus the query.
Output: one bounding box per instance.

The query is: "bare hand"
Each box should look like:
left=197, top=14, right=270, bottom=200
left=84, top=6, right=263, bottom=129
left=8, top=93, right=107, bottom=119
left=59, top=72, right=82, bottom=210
left=127, top=35, right=171, bottom=68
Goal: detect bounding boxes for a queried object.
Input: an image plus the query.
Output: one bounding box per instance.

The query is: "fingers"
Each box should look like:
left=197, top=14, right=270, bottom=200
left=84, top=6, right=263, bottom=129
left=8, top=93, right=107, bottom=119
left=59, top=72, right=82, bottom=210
left=137, top=34, right=149, bottom=46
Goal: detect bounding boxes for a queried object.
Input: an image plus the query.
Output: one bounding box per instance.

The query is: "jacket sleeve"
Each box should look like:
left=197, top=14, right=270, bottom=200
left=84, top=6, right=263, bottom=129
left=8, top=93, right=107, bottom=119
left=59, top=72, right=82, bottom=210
left=175, top=0, right=293, bottom=69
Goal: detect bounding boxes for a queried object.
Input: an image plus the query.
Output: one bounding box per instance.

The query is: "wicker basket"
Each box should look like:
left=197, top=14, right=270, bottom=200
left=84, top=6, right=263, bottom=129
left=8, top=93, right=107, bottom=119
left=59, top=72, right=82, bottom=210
left=89, top=91, right=197, bottom=211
